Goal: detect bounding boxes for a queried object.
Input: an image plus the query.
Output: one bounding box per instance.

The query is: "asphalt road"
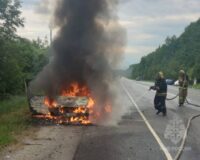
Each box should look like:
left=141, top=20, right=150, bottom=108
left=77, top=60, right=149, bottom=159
left=1, top=77, right=200, bottom=160
left=74, top=78, right=200, bottom=160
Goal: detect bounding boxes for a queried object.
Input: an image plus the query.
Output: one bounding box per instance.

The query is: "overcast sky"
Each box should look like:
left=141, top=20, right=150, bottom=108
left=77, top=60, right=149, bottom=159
left=17, top=0, right=200, bottom=69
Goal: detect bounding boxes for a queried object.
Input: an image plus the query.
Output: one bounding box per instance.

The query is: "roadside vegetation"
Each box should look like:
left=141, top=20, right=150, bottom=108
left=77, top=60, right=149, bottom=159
left=0, top=0, right=48, bottom=149
left=0, top=0, right=49, bottom=99
left=130, top=18, right=200, bottom=86
left=193, top=84, right=200, bottom=89
left=0, top=96, right=32, bottom=150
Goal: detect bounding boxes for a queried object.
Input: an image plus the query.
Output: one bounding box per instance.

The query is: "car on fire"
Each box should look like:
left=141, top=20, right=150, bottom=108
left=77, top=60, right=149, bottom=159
left=25, top=80, right=91, bottom=125
left=29, top=96, right=90, bottom=124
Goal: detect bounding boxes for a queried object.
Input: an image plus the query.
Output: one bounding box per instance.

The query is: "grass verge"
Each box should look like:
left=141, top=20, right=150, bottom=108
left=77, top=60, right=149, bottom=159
left=0, top=96, right=32, bottom=150
left=192, top=84, right=200, bottom=89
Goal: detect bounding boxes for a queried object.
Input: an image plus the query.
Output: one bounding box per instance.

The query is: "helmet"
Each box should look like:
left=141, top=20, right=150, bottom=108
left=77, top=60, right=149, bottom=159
left=159, top=71, right=164, bottom=79
left=179, top=70, right=185, bottom=76
left=156, top=71, right=164, bottom=79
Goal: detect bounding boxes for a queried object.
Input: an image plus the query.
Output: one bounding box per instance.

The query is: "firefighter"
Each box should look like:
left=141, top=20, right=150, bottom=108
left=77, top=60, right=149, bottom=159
left=149, top=72, right=167, bottom=116
left=178, top=70, right=189, bottom=106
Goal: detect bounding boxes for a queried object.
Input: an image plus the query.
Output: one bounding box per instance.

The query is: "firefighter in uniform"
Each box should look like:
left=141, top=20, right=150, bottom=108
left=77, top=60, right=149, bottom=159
left=178, top=70, right=188, bottom=106
left=150, top=72, right=167, bottom=116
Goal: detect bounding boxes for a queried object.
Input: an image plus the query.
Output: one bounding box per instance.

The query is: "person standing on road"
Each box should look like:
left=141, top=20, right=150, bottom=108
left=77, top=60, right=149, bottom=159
left=178, top=70, right=189, bottom=106
left=149, top=72, right=167, bottom=116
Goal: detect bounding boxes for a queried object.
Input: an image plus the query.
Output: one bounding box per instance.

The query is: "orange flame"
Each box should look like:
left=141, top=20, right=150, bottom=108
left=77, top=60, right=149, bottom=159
left=74, top=107, right=87, bottom=114
left=87, top=97, right=95, bottom=109
left=104, top=104, right=112, bottom=113
left=44, top=97, right=58, bottom=108
left=61, top=82, right=89, bottom=97
left=34, top=82, right=112, bottom=125
left=37, top=82, right=95, bottom=124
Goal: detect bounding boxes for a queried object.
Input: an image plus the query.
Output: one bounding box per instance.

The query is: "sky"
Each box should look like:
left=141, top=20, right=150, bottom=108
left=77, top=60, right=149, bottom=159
left=17, top=0, right=200, bottom=69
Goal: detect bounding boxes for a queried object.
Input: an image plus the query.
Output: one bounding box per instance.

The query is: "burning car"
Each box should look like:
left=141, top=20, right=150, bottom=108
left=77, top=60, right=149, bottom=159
left=26, top=81, right=94, bottom=125
left=24, top=0, right=124, bottom=126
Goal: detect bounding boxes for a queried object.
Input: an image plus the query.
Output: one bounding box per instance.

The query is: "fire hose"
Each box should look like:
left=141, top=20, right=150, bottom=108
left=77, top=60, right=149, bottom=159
left=186, top=99, right=200, bottom=108
left=147, top=89, right=200, bottom=160
left=166, top=93, right=200, bottom=108
left=166, top=94, right=179, bottom=101
left=123, top=82, right=200, bottom=160
left=174, top=113, right=200, bottom=160
left=165, top=92, right=200, bottom=160
left=135, top=81, right=200, bottom=159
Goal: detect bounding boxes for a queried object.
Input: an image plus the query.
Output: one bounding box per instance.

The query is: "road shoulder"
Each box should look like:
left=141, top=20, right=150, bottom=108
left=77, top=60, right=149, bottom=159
left=0, top=126, right=83, bottom=160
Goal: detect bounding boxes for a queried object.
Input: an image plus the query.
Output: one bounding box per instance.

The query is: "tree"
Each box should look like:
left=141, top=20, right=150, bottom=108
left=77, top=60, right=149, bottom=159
left=0, top=1, right=50, bottom=98
left=0, top=0, right=24, bottom=39
left=130, top=18, right=200, bottom=83
left=193, top=63, right=200, bottom=81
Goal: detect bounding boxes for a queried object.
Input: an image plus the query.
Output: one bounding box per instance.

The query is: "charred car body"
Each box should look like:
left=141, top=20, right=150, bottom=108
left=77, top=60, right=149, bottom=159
left=25, top=80, right=91, bottom=125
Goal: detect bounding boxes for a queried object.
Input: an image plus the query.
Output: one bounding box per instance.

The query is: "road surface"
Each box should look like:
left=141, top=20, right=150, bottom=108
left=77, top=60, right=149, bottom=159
left=1, top=77, right=200, bottom=160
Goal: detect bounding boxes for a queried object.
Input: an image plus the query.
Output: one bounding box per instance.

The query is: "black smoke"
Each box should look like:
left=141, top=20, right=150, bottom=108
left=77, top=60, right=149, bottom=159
left=31, top=0, right=126, bottom=123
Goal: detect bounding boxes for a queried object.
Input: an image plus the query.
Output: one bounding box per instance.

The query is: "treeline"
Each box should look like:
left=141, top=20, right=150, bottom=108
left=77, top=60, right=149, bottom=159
left=0, top=0, right=49, bottom=98
left=131, top=19, right=200, bottom=82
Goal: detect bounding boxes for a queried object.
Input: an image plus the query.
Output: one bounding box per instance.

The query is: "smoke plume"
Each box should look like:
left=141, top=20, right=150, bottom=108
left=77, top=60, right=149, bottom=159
left=31, top=0, right=126, bottom=124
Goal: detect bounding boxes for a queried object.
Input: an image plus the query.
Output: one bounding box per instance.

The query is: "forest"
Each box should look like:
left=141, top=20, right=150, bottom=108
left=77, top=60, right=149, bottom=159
left=0, top=0, right=49, bottom=98
left=131, top=18, right=200, bottom=83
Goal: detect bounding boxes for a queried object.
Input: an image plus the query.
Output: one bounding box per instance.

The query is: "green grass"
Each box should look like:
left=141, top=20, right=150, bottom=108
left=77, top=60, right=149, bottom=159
left=0, top=96, right=32, bottom=150
left=192, top=84, right=200, bottom=89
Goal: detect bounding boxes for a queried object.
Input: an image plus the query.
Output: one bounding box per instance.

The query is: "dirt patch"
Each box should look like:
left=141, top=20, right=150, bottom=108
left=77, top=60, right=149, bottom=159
left=0, top=126, right=83, bottom=160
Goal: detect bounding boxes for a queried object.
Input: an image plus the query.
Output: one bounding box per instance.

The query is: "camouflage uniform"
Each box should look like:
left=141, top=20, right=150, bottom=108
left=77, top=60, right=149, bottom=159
left=179, top=70, right=188, bottom=106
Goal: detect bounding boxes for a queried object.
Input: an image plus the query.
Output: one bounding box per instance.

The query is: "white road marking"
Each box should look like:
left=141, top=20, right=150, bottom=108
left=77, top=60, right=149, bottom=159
left=121, top=82, right=173, bottom=160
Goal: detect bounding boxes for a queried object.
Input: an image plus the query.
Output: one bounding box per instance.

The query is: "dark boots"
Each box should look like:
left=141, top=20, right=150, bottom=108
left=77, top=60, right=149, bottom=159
left=156, top=105, right=167, bottom=116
